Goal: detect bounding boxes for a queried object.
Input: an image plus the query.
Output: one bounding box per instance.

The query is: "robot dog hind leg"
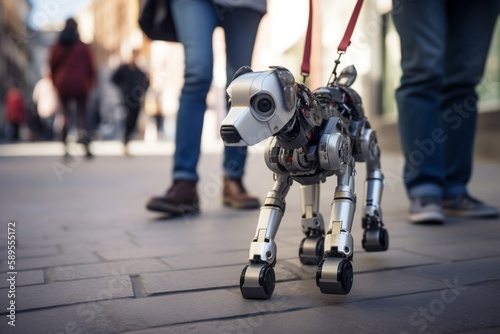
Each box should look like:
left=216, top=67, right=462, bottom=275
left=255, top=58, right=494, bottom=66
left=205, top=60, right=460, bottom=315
left=298, top=183, right=325, bottom=265
left=356, top=122, right=389, bottom=252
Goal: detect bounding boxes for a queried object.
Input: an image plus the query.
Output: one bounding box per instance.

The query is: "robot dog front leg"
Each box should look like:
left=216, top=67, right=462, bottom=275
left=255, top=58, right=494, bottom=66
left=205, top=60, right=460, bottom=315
left=240, top=172, right=292, bottom=299
left=316, top=158, right=356, bottom=295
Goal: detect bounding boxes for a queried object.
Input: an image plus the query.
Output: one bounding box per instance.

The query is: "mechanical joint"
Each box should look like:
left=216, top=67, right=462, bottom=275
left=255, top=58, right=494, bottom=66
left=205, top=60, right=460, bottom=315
left=301, top=213, right=325, bottom=236
left=249, top=239, right=277, bottom=264
left=325, top=230, right=353, bottom=258
left=318, top=118, right=351, bottom=172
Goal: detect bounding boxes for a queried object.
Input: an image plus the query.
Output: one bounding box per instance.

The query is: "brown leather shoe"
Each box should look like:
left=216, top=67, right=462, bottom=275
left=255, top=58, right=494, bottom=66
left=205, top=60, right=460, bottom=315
left=223, top=177, right=261, bottom=209
left=146, top=180, right=199, bottom=215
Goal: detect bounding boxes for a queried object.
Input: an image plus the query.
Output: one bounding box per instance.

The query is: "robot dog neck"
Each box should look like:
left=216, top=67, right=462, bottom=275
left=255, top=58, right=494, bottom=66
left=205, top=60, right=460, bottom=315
left=276, top=83, right=325, bottom=150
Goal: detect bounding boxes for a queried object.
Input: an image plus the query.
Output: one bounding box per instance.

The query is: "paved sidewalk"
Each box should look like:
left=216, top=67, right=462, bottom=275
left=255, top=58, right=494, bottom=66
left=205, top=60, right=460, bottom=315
left=0, top=142, right=499, bottom=334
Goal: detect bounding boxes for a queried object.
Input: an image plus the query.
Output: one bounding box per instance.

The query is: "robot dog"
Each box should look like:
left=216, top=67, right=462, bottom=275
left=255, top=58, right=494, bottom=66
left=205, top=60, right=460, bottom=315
left=220, top=65, right=389, bottom=299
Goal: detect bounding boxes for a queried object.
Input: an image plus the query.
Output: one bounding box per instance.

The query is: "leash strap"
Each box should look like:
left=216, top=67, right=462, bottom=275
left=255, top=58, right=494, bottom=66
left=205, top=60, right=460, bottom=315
left=300, top=0, right=364, bottom=81
left=300, top=0, right=314, bottom=80
left=337, top=0, right=364, bottom=53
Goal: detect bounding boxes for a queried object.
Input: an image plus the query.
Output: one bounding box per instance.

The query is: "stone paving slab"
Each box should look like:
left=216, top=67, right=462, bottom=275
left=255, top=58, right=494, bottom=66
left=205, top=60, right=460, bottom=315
left=350, top=248, right=440, bottom=273
left=0, top=275, right=134, bottom=312
left=10, top=252, right=102, bottom=271
left=140, top=265, right=245, bottom=295
left=268, top=270, right=445, bottom=305
left=140, top=262, right=303, bottom=295
left=0, top=270, right=44, bottom=288
left=160, top=245, right=300, bottom=271
left=401, top=257, right=500, bottom=286
left=97, top=245, right=195, bottom=262
left=46, top=259, right=171, bottom=281
left=16, top=246, right=60, bottom=259
left=386, top=221, right=500, bottom=249
left=58, top=239, right=141, bottom=255
left=404, top=238, right=500, bottom=262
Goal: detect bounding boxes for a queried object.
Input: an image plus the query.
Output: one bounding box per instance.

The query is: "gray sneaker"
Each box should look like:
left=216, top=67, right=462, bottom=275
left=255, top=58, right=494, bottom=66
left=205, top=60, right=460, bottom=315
left=409, top=196, right=444, bottom=224
left=443, top=194, right=499, bottom=218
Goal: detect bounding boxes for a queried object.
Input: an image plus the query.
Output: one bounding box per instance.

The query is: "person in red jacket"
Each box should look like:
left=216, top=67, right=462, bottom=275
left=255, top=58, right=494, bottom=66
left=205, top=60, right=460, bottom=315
left=4, top=83, right=27, bottom=141
left=49, top=17, right=97, bottom=160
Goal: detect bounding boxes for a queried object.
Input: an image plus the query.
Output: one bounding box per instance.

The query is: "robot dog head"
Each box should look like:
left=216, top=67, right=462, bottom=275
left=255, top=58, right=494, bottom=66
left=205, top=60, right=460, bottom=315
left=220, top=66, right=297, bottom=146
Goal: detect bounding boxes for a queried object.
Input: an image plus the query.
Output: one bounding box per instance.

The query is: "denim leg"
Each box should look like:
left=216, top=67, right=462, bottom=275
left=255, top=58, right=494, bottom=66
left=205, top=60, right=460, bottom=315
left=440, top=0, right=499, bottom=197
left=392, top=0, right=447, bottom=198
left=220, top=8, right=263, bottom=179
left=170, top=0, right=218, bottom=182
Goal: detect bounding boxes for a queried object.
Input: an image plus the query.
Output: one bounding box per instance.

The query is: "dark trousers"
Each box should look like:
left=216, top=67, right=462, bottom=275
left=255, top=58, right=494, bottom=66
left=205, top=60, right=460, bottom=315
left=60, top=95, right=89, bottom=145
left=123, top=106, right=140, bottom=145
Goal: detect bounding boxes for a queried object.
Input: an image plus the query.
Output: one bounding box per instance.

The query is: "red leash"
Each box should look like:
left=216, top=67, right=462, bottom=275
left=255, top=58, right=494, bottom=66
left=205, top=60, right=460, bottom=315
left=337, top=0, right=364, bottom=52
left=301, top=0, right=364, bottom=81
left=300, top=0, right=314, bottom=79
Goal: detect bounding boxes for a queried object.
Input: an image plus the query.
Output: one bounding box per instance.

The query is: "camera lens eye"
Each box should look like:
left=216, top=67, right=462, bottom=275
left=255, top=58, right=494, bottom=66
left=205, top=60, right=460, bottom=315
left=257, top=98, right=272, bottom=113
left=252, top=93, right=275, bottom=118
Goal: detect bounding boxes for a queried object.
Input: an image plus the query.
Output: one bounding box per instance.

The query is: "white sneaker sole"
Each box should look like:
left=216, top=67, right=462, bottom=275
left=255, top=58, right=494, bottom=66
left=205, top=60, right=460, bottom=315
left=409, top=211, right=445, bottom=224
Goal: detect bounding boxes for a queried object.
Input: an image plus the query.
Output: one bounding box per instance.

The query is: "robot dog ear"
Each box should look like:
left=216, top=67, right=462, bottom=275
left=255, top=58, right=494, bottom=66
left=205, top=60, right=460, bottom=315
left=335, top=65, right=357, bottom=87
left=269, top=66, right=296, bottom=112
left=232, top=66, right=253, bottom=81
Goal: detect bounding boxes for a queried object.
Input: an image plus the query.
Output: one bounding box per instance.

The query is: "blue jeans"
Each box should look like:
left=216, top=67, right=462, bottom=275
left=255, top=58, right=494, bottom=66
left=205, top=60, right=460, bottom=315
left=170, top=0, right=263, bottom=182
left=392, top=0, right=498, bottom=198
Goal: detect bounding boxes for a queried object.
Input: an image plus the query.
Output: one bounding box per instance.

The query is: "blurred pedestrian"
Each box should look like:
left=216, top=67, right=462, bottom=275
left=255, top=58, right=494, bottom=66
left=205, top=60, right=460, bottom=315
left=4, top=82, right=27, bottom=141
left=111, top=49, right=149, bottom=156
left=146, top=0, right=266, bottom=216
left=392, top=0, right=499, bottom=224
left=32, top=68, right=61, bottom=140
left=49, top=17, right=97, bottom=160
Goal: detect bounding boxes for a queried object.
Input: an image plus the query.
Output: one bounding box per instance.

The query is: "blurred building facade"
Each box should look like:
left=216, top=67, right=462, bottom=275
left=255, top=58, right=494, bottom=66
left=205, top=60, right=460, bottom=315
left=0, top=0, right=31, bottom=135
left=92, top=0, right=147, bottom=65
left=0, top=0, right=31, bottom=88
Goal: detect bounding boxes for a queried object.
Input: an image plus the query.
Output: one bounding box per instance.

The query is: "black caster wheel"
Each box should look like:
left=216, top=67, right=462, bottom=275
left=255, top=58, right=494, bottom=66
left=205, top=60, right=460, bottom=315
left=299, top=236, right=324, bottom=265
left=362, top=227, right=389, bottom=252
left=240, top=263, right=275, bottom=299
left=316, top=257, right=353, bottom=295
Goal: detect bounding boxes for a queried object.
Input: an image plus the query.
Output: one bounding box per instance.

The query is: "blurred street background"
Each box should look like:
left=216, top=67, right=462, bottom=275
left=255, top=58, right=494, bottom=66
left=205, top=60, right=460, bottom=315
left=0, top=0, right=499, bottom=159
left=1, top=2, right=500, bottom=333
